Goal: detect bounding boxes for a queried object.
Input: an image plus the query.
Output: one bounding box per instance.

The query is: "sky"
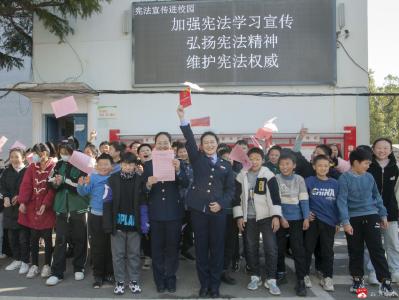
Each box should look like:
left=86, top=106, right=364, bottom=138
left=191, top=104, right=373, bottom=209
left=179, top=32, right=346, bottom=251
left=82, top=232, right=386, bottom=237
left=368, top=0, right=399, bottom=86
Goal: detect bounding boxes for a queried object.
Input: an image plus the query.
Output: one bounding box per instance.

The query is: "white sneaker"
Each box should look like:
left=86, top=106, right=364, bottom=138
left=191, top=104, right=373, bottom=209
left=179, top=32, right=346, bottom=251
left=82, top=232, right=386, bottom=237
left=391, top=272, right=399, bottom=283
left=41, top=265, right=51, bottom=278
left=0, top=254, right=7, bottom=259
left=18, top=262, right=29, bottom=274
left=46, top=275, right=62, bottom=286
left=304, top=275, right=313, bottom=288
left=264, top=279, right=281, bottom=295
left=26, top=265, right=39, bottom=278
left=368, top=272, right=379, bottom=285
left=5, top=260, right=21, bottom=271
left=75, top=271, right=84, bottom=281
left=247, top=275, right=262, bottom=290
left=320, top=277, right=335, bottom=292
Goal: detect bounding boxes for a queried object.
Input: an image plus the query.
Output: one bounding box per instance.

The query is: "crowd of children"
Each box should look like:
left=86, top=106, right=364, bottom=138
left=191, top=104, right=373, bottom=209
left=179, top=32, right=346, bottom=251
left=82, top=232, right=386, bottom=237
left=0, top=106, right=399, bottom=298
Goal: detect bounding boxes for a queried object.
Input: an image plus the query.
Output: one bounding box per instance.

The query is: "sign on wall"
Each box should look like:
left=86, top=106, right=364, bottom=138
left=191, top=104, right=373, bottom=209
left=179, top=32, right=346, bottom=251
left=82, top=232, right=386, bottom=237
left=132, top=0, right=336, bottom=86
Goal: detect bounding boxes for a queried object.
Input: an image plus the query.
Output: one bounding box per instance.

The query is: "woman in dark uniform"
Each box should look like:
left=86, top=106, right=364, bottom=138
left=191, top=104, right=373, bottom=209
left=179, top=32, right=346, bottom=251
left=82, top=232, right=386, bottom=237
left=177, top=105, right=235, bottom=298
left=141, top=132, right=188, bottom=293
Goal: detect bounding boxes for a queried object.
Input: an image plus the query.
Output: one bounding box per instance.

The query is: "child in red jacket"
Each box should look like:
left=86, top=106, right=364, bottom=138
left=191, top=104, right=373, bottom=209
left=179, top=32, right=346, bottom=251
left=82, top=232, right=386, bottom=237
left=18, top=143, right=56, bottom=279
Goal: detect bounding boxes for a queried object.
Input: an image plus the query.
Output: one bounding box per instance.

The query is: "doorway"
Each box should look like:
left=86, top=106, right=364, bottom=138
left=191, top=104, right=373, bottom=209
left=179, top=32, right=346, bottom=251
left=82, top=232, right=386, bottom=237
left=45, top=114, right=88, bottom=151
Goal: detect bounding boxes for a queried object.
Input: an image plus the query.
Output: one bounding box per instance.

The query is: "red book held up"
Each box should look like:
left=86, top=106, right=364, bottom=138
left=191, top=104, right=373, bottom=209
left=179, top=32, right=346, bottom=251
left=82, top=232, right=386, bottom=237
left=179, top=89, right=192, bottom=108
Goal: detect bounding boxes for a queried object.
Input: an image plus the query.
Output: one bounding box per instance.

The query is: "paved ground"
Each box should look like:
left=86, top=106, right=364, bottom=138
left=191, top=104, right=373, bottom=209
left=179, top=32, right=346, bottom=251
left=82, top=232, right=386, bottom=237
left=0, top=231, right=394, bottom=299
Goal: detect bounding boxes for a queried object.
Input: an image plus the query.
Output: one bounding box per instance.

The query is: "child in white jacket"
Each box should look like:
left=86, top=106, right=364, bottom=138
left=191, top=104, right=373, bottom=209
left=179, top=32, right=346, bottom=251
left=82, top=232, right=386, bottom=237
left=233, top=148, right=282, bottom=296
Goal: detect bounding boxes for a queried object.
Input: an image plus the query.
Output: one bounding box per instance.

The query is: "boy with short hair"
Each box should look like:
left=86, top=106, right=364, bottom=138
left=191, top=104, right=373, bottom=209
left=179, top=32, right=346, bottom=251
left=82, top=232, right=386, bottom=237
left=103, top=153, right=149, bottom=295
left=77, top=153, right=114, bottom=288
left=233, top=147, right=282, bottom=295
left=275, top=153, right=309, bottom=297
left=304, top=155, right=339, bottom=291
left=337, top=148, right=398, bottom=297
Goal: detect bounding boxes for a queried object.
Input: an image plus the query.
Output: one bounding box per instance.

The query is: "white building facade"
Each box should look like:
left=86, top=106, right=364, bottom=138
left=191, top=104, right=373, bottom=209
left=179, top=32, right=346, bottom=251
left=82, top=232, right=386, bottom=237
left=25, top=0, right=368, bottom=157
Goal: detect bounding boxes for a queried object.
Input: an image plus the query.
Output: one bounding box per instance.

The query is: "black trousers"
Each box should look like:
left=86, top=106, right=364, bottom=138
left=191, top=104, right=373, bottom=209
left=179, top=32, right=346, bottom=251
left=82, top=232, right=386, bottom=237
left=191, top=209, right=226, bottom=292
left=277, top=220, right=306, bottom=280
left=31, top=228, right=52, bottom=266
left=141, top=231, right=151, bottom=258
left=245, top=218, right=278, bottom=279
left=223, top=213, right=238, bottom=270
left=151, top=219, right=182, bottom=289
left=346, top=214, right=390, bottom=281
left=88, top=213, right=113, bottom=278
left=51, top=213, right=87, bottom=278
left=304, top=219, right=335, bottom=278
left=181, top=211, right=194, bottom=253
left=8, top=226, right=30, bottom=263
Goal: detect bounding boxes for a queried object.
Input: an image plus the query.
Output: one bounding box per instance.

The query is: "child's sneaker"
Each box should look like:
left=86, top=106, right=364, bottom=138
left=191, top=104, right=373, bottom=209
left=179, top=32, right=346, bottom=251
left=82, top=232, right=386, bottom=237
left=247, top=275, right=262, bottom=290
left=379, top=280, right=398, bottom=298
left=304, top=275, right=312, bottom=288
left=74, top=271, right=84, bottom=281
left=41, top=264, right=51, bottom=278
left=26, top=265, right=39, bottom=278
left=114, top=281, right=125, bottom=295
left=129, top=281, right=142, bottom=294
left=320, top=277, right=334, bottom=292
left=5, top=260, right=21, bottom=271
left=350, top=277, right=365, bottom=293
left=46, top=275, right=62, bottom=286
left=264, top=279, right=281, bottom=295
left=18, top=262, right=29, bottom=274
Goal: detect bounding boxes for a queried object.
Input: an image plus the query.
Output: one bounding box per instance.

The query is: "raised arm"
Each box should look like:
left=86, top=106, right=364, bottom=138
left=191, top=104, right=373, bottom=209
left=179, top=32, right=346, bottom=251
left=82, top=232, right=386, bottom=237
left=177, top=105, right=200, bottom=163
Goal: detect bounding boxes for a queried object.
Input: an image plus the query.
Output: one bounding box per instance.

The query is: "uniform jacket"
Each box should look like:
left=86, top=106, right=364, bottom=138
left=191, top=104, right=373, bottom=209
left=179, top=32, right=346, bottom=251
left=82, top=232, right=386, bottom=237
left=141, top=159, right=188, bottom=221
left=180, top=124, right=235, bottom=214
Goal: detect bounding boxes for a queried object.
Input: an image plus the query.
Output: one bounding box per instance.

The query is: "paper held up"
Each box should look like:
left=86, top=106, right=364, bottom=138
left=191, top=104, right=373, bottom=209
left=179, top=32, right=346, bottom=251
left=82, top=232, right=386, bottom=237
left=183, top=81, right=204, bottom=91
left=190, top=116, right=210, bottom=127
left=10, top=140, right=27, bottom=150
left=179, top=88, right=192, bottom=108
left=152, top=150, right=176, bottom=182
left=0, top=136, right=8, bottom=151
left=230, top=144, right=252, bottom=171
left=255, top=127, right=273, bottom=140
left=69, top=151, right=95, bottom=175
left=264, top=117, right=279, bottom=132
left=51, top=96, right=78, bottom=118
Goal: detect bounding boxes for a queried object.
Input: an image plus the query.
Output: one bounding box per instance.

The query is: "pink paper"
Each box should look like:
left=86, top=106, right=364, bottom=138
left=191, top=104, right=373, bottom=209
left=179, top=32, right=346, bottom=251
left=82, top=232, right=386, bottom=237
left=250, top=136, right=263, bottom=150
left=51, top=96, right=78, bottom=118
left=336, top=157, right=351, bottom=173
left=152, top=150, right=175, bottom=182
left=255, top=128, right=273, bottom=140
left=190, top=117, right=210, bottom=127
left=10, top=140, right=26, bottom=150
left=0, top=136, right=8, bottom=152
left=69, top=151, right=95, bottom=175
left=230, top=145, right=252, bottom=171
